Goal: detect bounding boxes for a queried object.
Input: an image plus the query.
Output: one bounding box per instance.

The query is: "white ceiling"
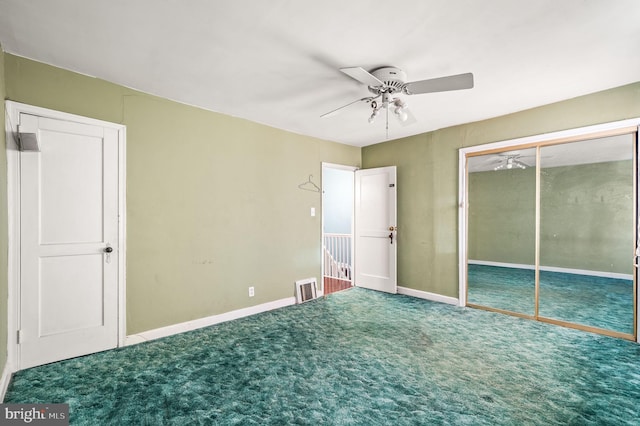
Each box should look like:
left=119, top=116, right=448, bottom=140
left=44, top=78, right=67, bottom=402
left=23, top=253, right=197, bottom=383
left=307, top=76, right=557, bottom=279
left=0, top=1, right=639, bottom=147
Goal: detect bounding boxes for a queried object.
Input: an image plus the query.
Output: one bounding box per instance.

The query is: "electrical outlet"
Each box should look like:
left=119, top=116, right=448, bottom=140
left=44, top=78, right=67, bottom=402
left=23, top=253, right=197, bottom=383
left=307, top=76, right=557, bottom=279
left=248, top=286, right=255, bottom=297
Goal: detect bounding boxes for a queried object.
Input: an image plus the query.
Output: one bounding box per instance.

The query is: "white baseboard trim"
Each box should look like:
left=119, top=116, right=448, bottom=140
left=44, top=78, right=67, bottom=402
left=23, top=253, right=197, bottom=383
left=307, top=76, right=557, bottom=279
left=0, top=363, right=13, bottom=402
left=539, top=265, right=633, bottom=281
left=468, top=260, right=633, bottom=280
left=397, top=286, right=459, bottom=306
left=468, top=260, right=535, bottom=270
left=125, top=296, right=297, bottom=346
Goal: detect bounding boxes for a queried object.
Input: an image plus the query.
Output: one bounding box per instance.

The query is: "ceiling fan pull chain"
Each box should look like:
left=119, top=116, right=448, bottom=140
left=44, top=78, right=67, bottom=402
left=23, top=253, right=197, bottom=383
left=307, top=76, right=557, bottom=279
left=386, top=102, right=389, bottom=139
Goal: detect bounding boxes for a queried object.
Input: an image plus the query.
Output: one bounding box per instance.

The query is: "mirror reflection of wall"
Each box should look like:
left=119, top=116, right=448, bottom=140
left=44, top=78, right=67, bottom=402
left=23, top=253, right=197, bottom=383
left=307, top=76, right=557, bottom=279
left=466, top=132, right=636, bottom=338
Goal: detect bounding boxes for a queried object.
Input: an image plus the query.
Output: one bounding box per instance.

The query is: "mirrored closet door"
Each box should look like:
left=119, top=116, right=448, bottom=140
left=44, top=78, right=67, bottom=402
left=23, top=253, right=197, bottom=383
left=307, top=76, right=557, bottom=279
left=465, top=129, right=638, bottom=340
left=467, top=148, right=536, bottom=317
left=538, top=135, right=635, bottom=335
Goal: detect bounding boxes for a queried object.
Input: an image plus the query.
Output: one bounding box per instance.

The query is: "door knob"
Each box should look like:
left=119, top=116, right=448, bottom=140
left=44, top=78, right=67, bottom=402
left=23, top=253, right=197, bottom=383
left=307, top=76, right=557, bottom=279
left=104, top=245, right=113, bottom=264
left=388, top=226, right=397, bottom=231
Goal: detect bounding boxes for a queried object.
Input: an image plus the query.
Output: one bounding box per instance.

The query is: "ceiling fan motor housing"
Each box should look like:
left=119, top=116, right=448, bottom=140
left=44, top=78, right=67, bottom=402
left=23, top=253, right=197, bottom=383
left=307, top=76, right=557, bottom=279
left=368, top=67, right=407, bottom=95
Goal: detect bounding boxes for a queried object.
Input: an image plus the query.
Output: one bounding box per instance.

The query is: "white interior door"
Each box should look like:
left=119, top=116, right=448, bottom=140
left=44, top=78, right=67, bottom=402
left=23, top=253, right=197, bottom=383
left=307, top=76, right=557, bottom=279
left=354, top=166, right=397, bottom=293
left=18, top=112, right=120, bottom=369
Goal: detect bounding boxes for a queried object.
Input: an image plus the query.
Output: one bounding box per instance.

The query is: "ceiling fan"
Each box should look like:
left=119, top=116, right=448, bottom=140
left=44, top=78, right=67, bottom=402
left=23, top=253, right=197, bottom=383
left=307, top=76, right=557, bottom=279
left=321, top=66, right=474, bottom=136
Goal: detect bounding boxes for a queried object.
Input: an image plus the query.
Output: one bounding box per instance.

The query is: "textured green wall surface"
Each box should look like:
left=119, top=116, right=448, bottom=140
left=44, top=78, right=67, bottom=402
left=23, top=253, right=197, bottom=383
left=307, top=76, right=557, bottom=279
left=468, top=161, right=633, bottom=274
left=0, top=46, right=8, bottom=374
left=363, top=82, right=640, bottom=298
left=540, top=160, right=633, bottom=274
left=5, top=55, right=360, bottom=334
left=468, top=168, right=536, bottom=265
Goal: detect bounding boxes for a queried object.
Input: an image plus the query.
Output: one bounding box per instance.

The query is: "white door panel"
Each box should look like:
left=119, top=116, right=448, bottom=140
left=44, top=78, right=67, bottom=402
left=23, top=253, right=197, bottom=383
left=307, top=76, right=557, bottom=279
left=39, top=254, right=105, bottom=336
left=354, top=166, right=397, bottom=293
left=40, top=129, right=105, bottom=244
left=19, top=112, right=119, bottom=369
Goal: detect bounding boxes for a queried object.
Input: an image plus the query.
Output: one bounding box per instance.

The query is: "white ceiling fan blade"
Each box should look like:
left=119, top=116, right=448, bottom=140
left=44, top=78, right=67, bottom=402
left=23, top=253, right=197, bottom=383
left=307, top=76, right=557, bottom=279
left=320, top=97, right=374, bottom=118
left=340, top=67, right=384, bottom=87
left=403, top=72, right=474, bottom=95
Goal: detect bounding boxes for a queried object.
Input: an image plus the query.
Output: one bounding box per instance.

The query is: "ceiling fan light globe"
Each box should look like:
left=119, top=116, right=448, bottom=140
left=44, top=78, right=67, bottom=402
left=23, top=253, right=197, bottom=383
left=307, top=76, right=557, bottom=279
left=393, top=105, right=409, bottom=122
left=393, top=98, right=407, bottom=108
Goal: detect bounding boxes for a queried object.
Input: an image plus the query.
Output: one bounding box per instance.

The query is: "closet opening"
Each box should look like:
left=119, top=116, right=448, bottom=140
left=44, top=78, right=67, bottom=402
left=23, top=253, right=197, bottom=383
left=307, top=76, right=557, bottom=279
left=459, top=120, right=640, bottom=341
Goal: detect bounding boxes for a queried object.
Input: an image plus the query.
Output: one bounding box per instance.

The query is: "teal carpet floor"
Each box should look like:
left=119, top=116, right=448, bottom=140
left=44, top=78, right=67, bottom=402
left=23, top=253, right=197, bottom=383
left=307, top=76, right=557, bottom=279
left=5, top=288, right=640, bottom=425
left=468, top=264, right=634, bottom=334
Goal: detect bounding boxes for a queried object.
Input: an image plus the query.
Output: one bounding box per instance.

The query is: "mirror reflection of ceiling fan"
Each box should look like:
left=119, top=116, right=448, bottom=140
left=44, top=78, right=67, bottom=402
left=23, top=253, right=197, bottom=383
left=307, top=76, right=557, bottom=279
left=321, top=66, right=474, bottom=137
left=493, top=154, right=530, bottom=171
left=492, top=151, right=553, bottom=171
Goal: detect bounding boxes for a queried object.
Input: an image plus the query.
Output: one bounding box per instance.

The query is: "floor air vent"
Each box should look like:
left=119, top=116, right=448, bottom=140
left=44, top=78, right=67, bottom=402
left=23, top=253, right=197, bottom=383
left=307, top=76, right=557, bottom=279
left=296, top=278, right=317, bottom=304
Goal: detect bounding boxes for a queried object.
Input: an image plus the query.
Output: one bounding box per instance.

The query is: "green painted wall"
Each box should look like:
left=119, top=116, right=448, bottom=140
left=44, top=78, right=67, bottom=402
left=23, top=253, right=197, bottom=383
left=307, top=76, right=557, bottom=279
left=0, top=46, right=8, bottom=373
left=362, top=82, right=640, bottom=297
left=468, top=168, right=536, bottom=265
left=540, top=160, right=633, bottom=274
left=468, top=161, right=633, bottom=274
left=4, top=55, right=361, bottom=334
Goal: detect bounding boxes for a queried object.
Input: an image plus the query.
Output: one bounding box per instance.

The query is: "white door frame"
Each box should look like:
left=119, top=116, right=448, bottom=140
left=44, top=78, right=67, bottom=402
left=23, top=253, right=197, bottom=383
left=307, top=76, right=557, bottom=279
left=5, top=101, right=127, bottom=372
left=458, top=117, right=640, bottom=342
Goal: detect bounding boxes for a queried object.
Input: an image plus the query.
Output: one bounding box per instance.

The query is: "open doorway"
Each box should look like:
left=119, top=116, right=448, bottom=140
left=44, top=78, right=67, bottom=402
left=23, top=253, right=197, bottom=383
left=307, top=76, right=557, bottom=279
left=322, top=163, right=356, bottom=295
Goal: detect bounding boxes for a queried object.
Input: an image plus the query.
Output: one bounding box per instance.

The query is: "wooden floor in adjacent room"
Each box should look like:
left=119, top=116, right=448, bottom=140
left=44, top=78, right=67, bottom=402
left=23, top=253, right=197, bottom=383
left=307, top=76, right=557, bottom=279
left=323, top=277, right=352, bottom=295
